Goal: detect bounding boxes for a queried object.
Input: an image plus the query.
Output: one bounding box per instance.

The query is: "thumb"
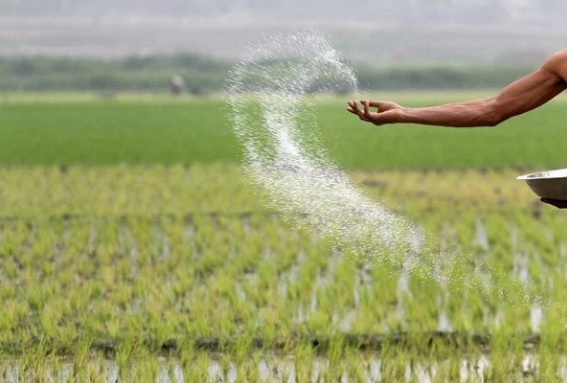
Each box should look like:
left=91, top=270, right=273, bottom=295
left=367, top=100, right=398, bottom=112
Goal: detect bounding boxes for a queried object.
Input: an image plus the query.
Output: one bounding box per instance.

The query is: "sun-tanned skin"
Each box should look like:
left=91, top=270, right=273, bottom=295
left=347, top=48, right=567, bottom=209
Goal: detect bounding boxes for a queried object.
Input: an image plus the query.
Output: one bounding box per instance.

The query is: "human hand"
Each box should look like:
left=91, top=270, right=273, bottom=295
left=541, top=198, right=567, bottom=209
left=346, top=100, right=402, bottom=125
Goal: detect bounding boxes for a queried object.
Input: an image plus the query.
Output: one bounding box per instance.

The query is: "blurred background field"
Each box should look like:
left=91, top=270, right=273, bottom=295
left=0, top=93, right=566, bottom=169
left=2, top=0, right=567, bottom=381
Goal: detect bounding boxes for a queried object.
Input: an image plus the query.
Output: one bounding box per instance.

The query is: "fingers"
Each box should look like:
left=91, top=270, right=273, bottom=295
left=347, top=100, right=390, bottom=111
left=367, top=100, right=384, bottom=108
left=365, top=100, right=399, bottom=111
left=347, top=100, right=361, bottom=113
left=361, top=100, right=372, bottom=119
left=346, top=100, right=368, bottom=121
left=346, top=100, right=355, bottom=113
left=352, top=100, right=382, bottom=109
left=347, top=100, right=393, bottom=124
left=346, top=100, right=370, bottom=115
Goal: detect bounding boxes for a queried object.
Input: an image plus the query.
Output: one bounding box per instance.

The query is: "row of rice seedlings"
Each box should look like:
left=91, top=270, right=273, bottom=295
left=3, top=165, right=567, bottom=364
left=353, top=168, right=540, bottom=214
left=6, top=349, right=567, bottom=382
left=1, top=212, right=564, bottom=354
left=0, top=165, right=547, bottom=218
left=0, top=350, right=384, bottom=382
left=0, top=164, right=263, bottom=218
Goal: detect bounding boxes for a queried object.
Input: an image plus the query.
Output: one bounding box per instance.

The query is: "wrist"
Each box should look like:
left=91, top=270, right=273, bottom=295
left=388, top=107, right=406, bottom=124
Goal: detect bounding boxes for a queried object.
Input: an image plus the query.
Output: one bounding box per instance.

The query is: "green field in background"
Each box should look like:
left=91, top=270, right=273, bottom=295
left=0, top=92, right=565, bottom=169
left=1, top=93, right=567, bottom=380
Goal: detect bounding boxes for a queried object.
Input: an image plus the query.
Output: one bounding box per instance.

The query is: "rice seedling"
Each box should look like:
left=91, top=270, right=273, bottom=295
left=0, top=160, right=566, bottom=379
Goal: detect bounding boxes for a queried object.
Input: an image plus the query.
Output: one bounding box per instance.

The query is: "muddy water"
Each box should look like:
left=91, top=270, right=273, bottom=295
left=0, top=354, right=545, bottom=382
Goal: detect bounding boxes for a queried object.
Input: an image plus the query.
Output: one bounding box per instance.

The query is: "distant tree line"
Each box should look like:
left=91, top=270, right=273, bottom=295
left=0, top=53, right=536, bottom=94
left=0, top=54, right=230, bottom=94
left=354, top=63, right=533, bottom=92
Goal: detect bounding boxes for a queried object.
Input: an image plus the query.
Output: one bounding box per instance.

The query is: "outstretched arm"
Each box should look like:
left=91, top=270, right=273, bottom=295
left=347, top=49, right=567, bottom=127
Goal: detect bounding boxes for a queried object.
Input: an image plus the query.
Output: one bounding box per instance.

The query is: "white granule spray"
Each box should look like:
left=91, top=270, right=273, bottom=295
left=225, top=32, right=423, bottom=263
left=224, top=31, right=546, bottom=309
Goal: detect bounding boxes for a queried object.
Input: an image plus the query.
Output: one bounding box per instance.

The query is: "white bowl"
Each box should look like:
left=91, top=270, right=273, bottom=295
left=517, top=168, right=567, bottom=200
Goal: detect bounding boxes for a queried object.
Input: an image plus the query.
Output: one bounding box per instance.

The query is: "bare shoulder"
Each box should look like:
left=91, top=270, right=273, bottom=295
left=542, top=48, right=567, bottom=76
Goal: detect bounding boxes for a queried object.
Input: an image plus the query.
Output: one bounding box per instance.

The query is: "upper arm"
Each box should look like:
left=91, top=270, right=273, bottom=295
left=542, top=48, right=567, bottom=84
left=489, top=50, right=567, bottom=121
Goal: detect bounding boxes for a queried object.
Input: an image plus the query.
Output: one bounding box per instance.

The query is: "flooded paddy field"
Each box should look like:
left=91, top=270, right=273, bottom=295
left=1, top=164, right=567, bottom=381
left=0, top=351, right=555, bottom=382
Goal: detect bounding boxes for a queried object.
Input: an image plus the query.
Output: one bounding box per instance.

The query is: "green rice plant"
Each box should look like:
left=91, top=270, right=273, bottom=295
left=2, top=163, right=567, bottom=375
left=343, top=351, right=369, bottom=383
left=69, top=338, right=91, bottom=376
left=380, top=348, right=412, bottom=382
left=293, top=344, right=316, bottom=382
left=236, top=353, right=261, bottom=382
left=431, top=358, right=464, bottom=383
left=78, top=356, right=111, bottom=383
left=536, top=352, right=564, bottom=382
left=182, top=351, right=211, bottom=382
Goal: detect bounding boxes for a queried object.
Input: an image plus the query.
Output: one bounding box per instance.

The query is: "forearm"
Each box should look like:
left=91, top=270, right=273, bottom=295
left=394, top=99, right=500, bottom=127
left=392, top=67, right=566, bottom=128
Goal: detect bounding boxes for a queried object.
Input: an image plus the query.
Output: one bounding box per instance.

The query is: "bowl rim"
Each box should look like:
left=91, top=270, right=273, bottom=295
left=516, top=168, right=567, bottom=181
